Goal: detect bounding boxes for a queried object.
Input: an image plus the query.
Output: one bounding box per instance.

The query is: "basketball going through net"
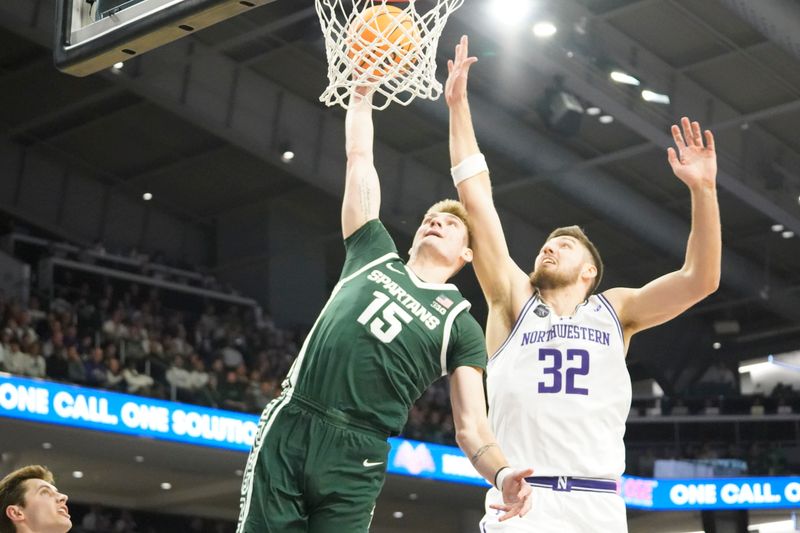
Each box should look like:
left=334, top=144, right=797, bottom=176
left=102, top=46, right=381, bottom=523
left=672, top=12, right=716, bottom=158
left=316, top=0, right=465, bottom=110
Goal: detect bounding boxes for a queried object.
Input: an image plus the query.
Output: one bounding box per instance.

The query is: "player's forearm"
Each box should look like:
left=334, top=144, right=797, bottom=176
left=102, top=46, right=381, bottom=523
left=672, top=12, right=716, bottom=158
left=345, top=91, right=375, bottom=160
left=682, top=184, right=721, bottom=295
left=456, top=426, right=511, bottom=487
left=449, top=99, right=481, bottom=166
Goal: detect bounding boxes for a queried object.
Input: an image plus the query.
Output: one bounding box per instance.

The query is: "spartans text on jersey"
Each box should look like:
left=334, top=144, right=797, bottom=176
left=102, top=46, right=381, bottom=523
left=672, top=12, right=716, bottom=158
left=367, top=270, right=441, bottom=330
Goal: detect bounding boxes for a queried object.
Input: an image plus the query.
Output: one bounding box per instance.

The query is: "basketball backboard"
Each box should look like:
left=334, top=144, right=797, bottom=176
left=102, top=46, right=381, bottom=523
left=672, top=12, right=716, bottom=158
left=54, top=0, right=278, bottom=76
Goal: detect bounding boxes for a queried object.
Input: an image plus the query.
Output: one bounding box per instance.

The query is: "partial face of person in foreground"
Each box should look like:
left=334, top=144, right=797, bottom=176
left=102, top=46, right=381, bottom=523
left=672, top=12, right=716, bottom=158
left=0, top=465, right=71, bottom=533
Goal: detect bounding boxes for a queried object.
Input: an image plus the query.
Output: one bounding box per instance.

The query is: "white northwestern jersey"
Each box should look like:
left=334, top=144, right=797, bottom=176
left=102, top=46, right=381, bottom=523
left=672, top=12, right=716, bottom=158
left=487, top=292, right=631, bottom=479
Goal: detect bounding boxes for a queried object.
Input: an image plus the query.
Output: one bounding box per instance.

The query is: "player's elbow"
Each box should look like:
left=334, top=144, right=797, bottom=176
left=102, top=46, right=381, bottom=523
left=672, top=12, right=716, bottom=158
left=696, top=267, right=720, bottom=296
left=684, top=269, right=720, bottom=300
left=705, top=273, right=721, bottom=295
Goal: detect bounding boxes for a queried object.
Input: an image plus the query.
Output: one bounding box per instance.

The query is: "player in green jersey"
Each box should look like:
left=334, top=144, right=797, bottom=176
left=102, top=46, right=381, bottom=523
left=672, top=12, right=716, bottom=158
left=237, top=87, right=533, bottom=533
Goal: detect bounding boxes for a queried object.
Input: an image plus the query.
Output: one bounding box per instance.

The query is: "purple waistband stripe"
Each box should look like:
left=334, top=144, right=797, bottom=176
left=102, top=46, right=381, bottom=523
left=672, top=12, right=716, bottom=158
left=524, top=476, right=618, bottom=493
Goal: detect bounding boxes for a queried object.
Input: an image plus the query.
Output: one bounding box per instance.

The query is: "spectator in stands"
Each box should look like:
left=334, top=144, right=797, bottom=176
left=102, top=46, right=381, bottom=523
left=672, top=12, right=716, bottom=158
left=218, top=370, right=247, bottom=411
left=220, top=343, right=244, bottom=370
left=41, top=330, right=64, bottom=359
left=122, top=358, right=154, bottom=395
left=123, top=319, right=148, bottom=361
left=66, top=346, right=87, bottom=384
left=11, top=311, right=38, bottom=344
left=0, top=464, right=71, bottom=533
left=84, top=347, right=108, bottom=387
left=4, top=340, right=28, bottom=376
left=105, top=357, right=125, bottom=391
left=46, top=343, right=70, bottom=381
left=0, top=327, right=11, bottom=370
left=166, top=355, right=194, bottom=402
left=26, top=296, right=47, bottom=329
left=62, top=325, right=78, bottom=350
left=187, top=354, right=210, bottom=397
left=49, top=288, right=73, bottom=317
left=248, top=379, right=277, bottom=412
left=102, top=309, right=129, bottom=343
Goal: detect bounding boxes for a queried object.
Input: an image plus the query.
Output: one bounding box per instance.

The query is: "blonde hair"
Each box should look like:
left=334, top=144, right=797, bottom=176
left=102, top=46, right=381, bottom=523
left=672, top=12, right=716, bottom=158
left=0, top=465, right=54, bottom=533
left=546, top=226, right=604, bottom=295
left=426, top=199, right=472, bottom=246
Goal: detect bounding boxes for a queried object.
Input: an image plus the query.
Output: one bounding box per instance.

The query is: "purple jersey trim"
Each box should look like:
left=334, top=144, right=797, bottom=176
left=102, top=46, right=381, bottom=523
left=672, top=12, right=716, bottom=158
left=489, top=293, right=539, bottom=363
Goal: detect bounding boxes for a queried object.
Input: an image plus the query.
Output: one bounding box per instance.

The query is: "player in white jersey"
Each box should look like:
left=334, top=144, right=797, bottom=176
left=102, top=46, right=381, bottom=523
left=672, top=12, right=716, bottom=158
left=443, top=37, right=722, bottom=532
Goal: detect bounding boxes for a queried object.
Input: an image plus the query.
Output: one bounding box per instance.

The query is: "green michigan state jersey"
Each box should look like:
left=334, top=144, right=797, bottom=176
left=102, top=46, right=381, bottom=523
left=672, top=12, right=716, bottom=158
left=286, top=220, right=486, bottom=435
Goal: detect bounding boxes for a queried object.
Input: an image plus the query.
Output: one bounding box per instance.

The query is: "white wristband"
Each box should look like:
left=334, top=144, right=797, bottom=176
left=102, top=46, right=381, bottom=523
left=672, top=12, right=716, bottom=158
left=494, top=467, right=512, bottom=490
left=451, top=153, right=488, bottom=186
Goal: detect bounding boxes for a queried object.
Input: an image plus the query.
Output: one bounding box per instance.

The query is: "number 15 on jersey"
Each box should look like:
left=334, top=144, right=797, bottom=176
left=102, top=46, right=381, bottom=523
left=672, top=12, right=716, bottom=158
left=357, top=291, right=412, bottom=343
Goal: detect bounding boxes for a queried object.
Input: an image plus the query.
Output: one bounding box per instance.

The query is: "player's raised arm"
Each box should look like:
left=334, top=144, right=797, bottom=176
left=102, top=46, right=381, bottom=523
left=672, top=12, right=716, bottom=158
left=342, top=87, right=381, bottom=239
left=605, top=117, right=721, bottom=344
left=449, top=365, right=533, bottom=521
left=445, top=36, right=530, bottom=335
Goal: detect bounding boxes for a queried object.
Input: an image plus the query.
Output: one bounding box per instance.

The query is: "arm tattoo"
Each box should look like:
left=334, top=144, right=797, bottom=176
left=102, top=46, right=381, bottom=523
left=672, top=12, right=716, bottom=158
left=470, top=442, right=498, bottom=465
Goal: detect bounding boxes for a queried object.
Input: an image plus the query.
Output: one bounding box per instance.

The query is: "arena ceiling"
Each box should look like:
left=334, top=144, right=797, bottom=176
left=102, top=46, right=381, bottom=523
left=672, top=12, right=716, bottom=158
left=1, top=0, right=800, bottom=391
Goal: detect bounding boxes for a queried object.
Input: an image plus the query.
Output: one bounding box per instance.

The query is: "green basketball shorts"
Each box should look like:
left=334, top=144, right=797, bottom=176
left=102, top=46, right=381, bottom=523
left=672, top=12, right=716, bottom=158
left=237, top=393, right=391, bottom=533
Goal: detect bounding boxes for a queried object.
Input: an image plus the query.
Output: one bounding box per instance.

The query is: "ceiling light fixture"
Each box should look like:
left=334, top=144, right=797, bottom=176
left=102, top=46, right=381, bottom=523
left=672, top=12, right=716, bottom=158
left=488, top=0, right=533, bottom=24
left=585, top=106, right=601, bottom=116
left=712, top=342, right=721, bottom=350
left=532, top=22, right=557, bottom=38
left=142, top=192, right=153, bottom=201
left=281, top=150, right=295, bottom=163
left=42, top=442, right=53, bottom=450
left=771, top=224, right=784, bottom=232
left=113, top=62, right=124, bottom=70
left=134, top=455, right=144, bottom=463
left=641, top=89, right=670, bottom=105
left=160, top=482, right=172, bottom=490
left=72, top=471, right=84, bottom=479
left=782, top=230, right=794, bottom=239
left=609, top=71, right=640, bottom=86
left=598, top=115, right=614, bottom=124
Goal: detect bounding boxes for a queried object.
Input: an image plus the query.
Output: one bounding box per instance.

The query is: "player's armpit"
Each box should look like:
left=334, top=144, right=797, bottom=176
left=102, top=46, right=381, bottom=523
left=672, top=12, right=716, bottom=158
left=605, top=270, right=717, bottom=340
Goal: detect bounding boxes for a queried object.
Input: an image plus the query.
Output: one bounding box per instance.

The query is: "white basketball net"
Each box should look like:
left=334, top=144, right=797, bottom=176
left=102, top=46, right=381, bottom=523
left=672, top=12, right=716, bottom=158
left=316, top=0, right=464, bottom=110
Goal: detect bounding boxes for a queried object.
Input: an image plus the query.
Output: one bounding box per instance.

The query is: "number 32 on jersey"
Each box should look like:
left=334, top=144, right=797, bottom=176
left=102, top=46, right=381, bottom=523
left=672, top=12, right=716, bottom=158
left=538, top=348, right=590, bottom=395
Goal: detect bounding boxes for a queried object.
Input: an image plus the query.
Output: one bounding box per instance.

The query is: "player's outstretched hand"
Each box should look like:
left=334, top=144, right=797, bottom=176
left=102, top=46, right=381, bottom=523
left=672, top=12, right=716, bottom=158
left=490, top=468, right=534, bottom=521
left=445, top=35, right=478, bottom=107
left=667, top=117, right=717, bottom=190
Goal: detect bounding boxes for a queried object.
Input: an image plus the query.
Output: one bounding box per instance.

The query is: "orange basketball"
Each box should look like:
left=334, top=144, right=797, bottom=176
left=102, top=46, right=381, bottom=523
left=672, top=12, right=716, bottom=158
left=347, top=4, right=420, bottom=78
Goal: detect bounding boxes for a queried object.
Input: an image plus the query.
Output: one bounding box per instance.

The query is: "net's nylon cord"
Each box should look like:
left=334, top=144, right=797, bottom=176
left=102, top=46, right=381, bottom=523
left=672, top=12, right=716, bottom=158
left=316, top=0, right=463, bottom=109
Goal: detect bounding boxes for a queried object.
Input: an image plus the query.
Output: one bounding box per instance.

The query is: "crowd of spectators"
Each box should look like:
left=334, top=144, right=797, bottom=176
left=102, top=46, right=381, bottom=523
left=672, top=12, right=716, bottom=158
left=0, top=281, right=296, bottom=415
left=628, top=440, right=792, bottom=477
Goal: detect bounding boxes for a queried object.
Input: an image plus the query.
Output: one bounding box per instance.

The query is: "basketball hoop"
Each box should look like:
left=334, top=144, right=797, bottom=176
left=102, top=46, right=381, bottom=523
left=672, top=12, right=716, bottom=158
left=315, top=0, right=465, bottom=110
